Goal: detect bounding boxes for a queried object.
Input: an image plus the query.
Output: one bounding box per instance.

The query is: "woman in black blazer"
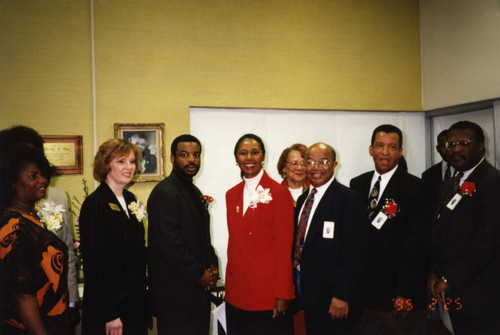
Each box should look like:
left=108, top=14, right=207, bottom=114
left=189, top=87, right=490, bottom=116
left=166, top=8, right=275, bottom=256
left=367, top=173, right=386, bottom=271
left=80, top=139, right=149, bottom=335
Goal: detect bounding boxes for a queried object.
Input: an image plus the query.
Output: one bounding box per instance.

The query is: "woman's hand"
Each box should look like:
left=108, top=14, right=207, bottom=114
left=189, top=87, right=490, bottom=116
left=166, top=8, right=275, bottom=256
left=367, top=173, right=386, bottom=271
left=106, top=318, right=123, bottom=335
left=272, top=298, right=290, bottom=318
left=329, top=297, right=349, bottom=319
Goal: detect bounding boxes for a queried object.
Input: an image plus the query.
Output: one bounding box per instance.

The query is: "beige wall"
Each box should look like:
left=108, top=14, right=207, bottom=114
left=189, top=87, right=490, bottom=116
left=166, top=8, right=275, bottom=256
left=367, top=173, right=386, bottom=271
left=1, top=0, right=421, bottom=201
left=0, top=1, right=93, bottom=197
left=421, top=0, right=500, bottom=110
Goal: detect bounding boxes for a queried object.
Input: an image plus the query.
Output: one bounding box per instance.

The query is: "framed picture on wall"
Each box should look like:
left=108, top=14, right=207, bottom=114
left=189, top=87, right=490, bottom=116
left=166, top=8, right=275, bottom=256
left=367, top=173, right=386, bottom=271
left=114, top=123, right=165, bottom=182
left=42, top=135, right=83, bottom=175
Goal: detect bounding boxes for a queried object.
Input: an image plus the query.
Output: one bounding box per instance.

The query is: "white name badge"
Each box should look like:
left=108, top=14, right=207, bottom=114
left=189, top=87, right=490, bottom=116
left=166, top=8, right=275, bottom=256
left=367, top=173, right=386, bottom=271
left=323, top=221, right=335, bottom=239
left=446, top=193, right=462, bottom=210
left=372, top=211, right=388, bottom=230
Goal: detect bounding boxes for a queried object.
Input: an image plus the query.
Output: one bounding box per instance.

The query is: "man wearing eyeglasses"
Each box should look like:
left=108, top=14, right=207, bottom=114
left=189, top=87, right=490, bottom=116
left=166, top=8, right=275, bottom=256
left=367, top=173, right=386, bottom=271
left=293, top=142, right=368, bottom=334
left=350, top=124, right=429, bottom=335
left=429, top=121, right=500, bottom=335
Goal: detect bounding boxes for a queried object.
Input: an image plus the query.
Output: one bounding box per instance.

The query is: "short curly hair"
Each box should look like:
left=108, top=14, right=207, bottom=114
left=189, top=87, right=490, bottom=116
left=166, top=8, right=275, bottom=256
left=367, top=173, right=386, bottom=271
left=93, top=138, right=142, bottom=182
left=0, top=126, right=53, bottom=213
left=277, top=143, right=307, bottom=178
left=0, top=143, right=52, bottom=213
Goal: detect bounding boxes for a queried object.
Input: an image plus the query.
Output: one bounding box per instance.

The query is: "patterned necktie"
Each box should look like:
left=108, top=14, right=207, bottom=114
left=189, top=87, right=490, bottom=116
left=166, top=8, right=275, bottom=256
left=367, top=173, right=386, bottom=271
left=437, top=171, right=464, bottom=216
left=453, top=171, right=463, bottom=192
left=368, top=175, right=381, bottom=220
left=293, top=188, right=317, bottom=268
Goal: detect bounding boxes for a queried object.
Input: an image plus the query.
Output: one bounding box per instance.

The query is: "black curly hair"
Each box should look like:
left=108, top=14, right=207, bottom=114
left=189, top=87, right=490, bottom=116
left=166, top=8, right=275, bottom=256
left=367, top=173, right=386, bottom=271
left=0, top=126, right=52, bottom=214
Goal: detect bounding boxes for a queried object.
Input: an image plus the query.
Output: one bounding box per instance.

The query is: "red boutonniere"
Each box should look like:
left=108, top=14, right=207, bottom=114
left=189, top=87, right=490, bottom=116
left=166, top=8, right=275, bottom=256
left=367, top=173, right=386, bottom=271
left=202, top=195, right=214, bottom=210
left=382, top=199, right=398, bottom=218
left=461, top=181, right=476, bottom=196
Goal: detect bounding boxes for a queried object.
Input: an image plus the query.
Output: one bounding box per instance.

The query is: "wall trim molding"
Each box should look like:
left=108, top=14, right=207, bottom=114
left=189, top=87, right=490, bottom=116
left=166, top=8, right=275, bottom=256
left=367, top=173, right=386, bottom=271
left=425, top=98, right=499, bottom=118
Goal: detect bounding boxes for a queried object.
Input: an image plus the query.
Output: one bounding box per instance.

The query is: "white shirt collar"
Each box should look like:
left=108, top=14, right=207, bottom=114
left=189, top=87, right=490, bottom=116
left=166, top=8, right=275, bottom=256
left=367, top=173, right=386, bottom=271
left=369, top=164, right=398, bottom=201
left=243, top=170, right=264, bottom=214
left=301, top=176, right=335, bottom=239
left=459, top=157, right=484, bottom=183
left=308, top=175, right=334, bottom=198
left=441, top=160, right=454, bottom=181
left=243, top=169, right=264, bottom=187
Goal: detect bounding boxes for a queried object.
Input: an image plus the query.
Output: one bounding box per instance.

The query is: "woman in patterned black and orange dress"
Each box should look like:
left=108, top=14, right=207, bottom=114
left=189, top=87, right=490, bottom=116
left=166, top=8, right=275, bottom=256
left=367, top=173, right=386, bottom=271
left=0, top=142, right=69, bottom=335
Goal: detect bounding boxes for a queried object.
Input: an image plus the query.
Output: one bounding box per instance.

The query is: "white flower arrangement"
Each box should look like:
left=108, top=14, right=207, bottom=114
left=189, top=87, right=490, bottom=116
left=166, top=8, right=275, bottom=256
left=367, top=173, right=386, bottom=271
left=35, top=200, right=65, bottom=233
left=249, top=185, right=273, bottom=209
left=128, top=200, right=147, bottom=222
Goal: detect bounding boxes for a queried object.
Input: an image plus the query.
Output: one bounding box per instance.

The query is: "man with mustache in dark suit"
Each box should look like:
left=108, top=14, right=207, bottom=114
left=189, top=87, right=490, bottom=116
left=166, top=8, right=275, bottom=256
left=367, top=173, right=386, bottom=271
left=429, top=121, right=500, bottom=335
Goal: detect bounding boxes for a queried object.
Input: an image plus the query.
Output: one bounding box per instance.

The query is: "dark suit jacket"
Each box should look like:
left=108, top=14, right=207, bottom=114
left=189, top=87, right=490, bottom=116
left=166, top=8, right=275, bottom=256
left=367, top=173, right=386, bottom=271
left=422, top=162, right=443, bottom=187
left=296, top=178, right=368, bottom=314
left=147, top=170, right=218, bottom=320
left=422, top=162, right=444, bottom=214
left=79, top=183, right=148, bottom=333
left=350, top=166, right=429, bottom=311
left=431, top=159, right=500, bottom=316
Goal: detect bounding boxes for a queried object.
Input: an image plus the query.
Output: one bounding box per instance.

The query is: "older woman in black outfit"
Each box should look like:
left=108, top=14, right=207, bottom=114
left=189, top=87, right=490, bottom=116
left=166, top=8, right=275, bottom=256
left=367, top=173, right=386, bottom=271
left=79, top=139, right=149, bottom=335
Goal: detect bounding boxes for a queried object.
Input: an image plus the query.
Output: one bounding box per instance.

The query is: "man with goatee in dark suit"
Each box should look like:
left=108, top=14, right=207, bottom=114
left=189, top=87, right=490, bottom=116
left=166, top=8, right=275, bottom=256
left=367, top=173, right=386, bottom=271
left=148, top=134, right=219, bottom=335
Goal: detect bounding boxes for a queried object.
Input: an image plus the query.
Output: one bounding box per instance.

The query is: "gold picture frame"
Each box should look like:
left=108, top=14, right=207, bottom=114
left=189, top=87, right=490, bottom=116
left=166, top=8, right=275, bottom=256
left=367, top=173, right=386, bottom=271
left=114, top=123, right=165, bottom=182
left=42, top=135, right=83, bottom=175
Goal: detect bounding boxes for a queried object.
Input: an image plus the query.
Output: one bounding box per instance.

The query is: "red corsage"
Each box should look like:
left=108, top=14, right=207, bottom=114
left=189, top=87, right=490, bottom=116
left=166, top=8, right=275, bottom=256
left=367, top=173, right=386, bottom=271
left=383, top=199, right=398, bottom=218
left=203, top=195, right=214, bottom=203
left=461, top=181, right=476, bottom=196
left=202, top=195, right=214, bottom=210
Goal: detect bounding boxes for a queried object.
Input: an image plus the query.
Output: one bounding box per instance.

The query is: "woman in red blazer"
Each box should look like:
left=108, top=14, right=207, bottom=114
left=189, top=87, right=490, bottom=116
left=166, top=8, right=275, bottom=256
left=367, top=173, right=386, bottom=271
left=225, top=134, right=295, bottom=335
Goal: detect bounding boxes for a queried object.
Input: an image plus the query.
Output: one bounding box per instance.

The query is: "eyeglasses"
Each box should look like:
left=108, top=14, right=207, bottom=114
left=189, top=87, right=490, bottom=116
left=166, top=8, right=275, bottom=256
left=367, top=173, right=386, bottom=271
left=305, top=159, right=332, bottom=168
left=286, top=161, right=305, bottom=169
left=446, top=140, right=473, bottom=149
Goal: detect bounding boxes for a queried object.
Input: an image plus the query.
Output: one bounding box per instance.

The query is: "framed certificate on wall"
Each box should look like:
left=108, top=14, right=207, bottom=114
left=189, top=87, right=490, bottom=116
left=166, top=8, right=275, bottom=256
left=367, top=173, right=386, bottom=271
left=42, top=135, right=83, bottom=174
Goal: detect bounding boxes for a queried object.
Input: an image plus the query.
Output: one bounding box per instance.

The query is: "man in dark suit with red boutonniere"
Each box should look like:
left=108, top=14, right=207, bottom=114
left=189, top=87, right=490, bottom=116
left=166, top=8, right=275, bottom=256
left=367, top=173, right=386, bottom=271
left=429, top=121, right=500, bottom=335
left=350, top=124, right=429, bottom=335
left=148, top=134, right=219, bottom=335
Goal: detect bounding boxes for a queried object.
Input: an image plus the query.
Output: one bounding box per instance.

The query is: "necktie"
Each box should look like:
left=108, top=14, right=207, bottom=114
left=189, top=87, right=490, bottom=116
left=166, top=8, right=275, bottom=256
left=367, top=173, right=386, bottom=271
left=293, top=188, right=317, bottom=268
left=368, top=176, right=381, bottom=220
left=452, top=171, right=463, bottom=191
left=437, top=171, right=464, bottom=215
left=444, top=164, right=452, bottom=181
